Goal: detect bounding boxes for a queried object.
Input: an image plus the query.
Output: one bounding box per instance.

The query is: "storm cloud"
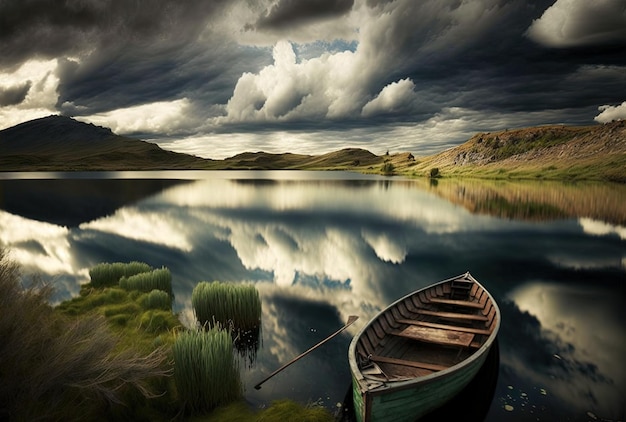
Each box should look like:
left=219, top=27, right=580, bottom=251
left=256, top=0, right=354, bottom=29
left=0, top=81, right=31, bottom=106
left=526, top=0, right=626, bottom=48
left=1, top=0, right=625, bottom=157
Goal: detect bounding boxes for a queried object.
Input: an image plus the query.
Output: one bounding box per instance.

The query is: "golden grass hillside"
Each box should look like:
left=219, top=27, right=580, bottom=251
left=402, top=121, right=626, bottom=182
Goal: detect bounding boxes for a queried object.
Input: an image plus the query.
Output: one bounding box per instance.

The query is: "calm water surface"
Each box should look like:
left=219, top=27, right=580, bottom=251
left=0, top=171, right=624, bottom=421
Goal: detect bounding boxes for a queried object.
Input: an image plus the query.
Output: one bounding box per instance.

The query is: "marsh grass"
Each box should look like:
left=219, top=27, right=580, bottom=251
left=141, top=289, right=172, bottom=310
left=0, top=250, right=172, bottom=421
left=173, top=327, right=242, bottom=413
left=192, top=281, right=261, bottom=332
left=89, top=261, right=152, bottom=287
left=3, top=255, right=327, bottom=420
left=120, top=267, right=172, bottom=296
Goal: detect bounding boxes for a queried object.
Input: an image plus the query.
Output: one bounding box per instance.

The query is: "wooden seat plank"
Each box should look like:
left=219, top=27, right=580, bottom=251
left=369, top=355, right=446, bottom=372
left=396, top=319, right=491, bottom=336
left=428, top=298, right=484, bottom=309
left=415, top=309, right=489, bottom=321
left=394, top=325, right=475, bottom=348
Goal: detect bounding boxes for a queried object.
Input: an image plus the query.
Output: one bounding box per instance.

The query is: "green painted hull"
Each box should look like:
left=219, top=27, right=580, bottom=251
left=351, top=347, right=489, bottom=422
left=349, top=273, right=500, bottom=422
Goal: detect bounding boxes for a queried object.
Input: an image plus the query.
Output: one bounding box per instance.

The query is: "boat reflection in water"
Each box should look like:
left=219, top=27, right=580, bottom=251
left=338, top=337, right=500, bottom=421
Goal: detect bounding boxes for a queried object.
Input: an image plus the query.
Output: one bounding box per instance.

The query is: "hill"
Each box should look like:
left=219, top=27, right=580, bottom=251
left=219, top=148, right=382, bottom=170
left=398, top=121, right=626, bottom=182
left=0, top=115, right=385, bottom=172
left=0, top=115, right=214, bottom=171
left=1, top=115, right=624, bottom=182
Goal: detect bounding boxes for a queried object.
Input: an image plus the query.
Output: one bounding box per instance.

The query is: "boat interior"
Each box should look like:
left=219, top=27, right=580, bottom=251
left=355, top=277, right=498, bottom=382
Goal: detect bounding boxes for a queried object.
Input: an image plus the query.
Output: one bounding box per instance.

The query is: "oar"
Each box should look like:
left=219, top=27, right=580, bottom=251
left=254, top=315, right=359, bottom=390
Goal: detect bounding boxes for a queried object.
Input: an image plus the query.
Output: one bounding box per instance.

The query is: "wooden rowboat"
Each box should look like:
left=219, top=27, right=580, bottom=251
left=348, top=272, right=500, bottom=422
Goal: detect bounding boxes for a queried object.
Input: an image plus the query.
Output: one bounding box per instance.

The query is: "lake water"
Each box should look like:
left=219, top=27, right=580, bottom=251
left=0, top=171, right=624, bottom=421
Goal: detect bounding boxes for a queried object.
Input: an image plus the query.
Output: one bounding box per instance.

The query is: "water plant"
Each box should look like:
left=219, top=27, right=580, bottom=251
left=172, top=327, right=241, bottom=413
left=89, top=261, right=152, bottom=287
left=119, top=267, right=172, bottom=297
left=140, top=289, right=172, bottom=310
left=192, top=281, right=262, bottom=332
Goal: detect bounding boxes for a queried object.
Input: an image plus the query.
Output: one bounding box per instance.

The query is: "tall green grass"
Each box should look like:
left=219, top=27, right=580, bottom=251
left=90, top=261, right=152, bottom=287
left=119, top=267, right=172, bottom=297
left=172, top=327, right=241, bottom=413
left=140, top=289, right=172, bottom=310
left=192, top=281, right=262, bottom=332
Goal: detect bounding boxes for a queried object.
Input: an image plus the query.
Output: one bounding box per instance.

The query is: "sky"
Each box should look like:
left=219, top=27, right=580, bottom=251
left=1, top=0, right=625, bottom=159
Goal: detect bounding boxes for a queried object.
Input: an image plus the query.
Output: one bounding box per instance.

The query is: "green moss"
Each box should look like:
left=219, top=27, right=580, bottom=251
left=103, top=302, right=142, bottom=317
left=256, top=400, right=334, bottom=422
left=109, top=313, right=132, bottom=327
left=139, top=310, right=178, bottom=333
left=193, top=400, right=335, bottom=422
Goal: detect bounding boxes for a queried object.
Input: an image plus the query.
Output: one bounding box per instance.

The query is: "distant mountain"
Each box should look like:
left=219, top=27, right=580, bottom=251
left=0, top=115, right=213, bottom=171
left=0, top=115, right=115, bottom=151
left=1, top=115, right=624, bottom=182
left=0, top=115, right=386, bottom=172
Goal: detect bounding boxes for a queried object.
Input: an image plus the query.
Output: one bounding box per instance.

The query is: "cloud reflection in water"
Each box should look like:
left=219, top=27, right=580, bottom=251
left=504, top=282, right=625, bottom=419
left=0, top=173, right=624, bottom=419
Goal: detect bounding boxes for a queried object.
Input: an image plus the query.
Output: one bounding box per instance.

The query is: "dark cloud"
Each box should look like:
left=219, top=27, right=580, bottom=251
left=54, top=40, right=270, bottom=117
left=2, top=0, right=626, bottom=147
left=526, top=0, right=626, bottom=48
left=0, top=81, right=31, bottom=106
left=360, top=0, right=626, bottom=126
left=0, top=0, right=228, bottom=67
left=256, top=0, right=354, bottom=29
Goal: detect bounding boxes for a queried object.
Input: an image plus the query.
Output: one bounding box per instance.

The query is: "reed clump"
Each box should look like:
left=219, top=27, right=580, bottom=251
left=120, top=267, right=172, bottom=297
left=140, top=289, right=172, bottom=310
left=172, top=327, right=242, bottom=413
left=89, top=261, right=153, bottom=287
left=192, top=281, right=262, bottom=332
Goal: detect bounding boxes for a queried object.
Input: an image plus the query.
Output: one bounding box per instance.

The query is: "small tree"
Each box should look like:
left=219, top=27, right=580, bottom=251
left=382, top=162, right=395, bottom=175
left=430, top=167, right=440, bottom=178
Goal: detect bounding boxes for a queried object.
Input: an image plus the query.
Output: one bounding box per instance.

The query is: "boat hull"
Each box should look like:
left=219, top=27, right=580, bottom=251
left=348, top=272, right=500, bottom=422
left=352, top=344, right=490, bottom=422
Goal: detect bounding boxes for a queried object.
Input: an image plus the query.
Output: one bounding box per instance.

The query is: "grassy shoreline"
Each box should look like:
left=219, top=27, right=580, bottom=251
left=0, top=253, right=335, bottom=421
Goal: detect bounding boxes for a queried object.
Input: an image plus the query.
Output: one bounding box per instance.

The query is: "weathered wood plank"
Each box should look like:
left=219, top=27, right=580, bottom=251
left=415, top=309, right=489, bottom=321
left=395, top=325, right=475, bottom=348
left=428, top=297, right=484, bottom=309
left=369, top=355, right=447, bottom=372
left=396, top=319, right=492, bottom=335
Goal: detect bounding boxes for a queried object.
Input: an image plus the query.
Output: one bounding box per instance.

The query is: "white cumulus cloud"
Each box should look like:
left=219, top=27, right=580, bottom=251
left=595, top=101, right=626, bottom=123
left=362, top=78, right=417, bottom=117
left=77, top=98, right=196, bottom=135
left=220, top=40, right=366, bottom=123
